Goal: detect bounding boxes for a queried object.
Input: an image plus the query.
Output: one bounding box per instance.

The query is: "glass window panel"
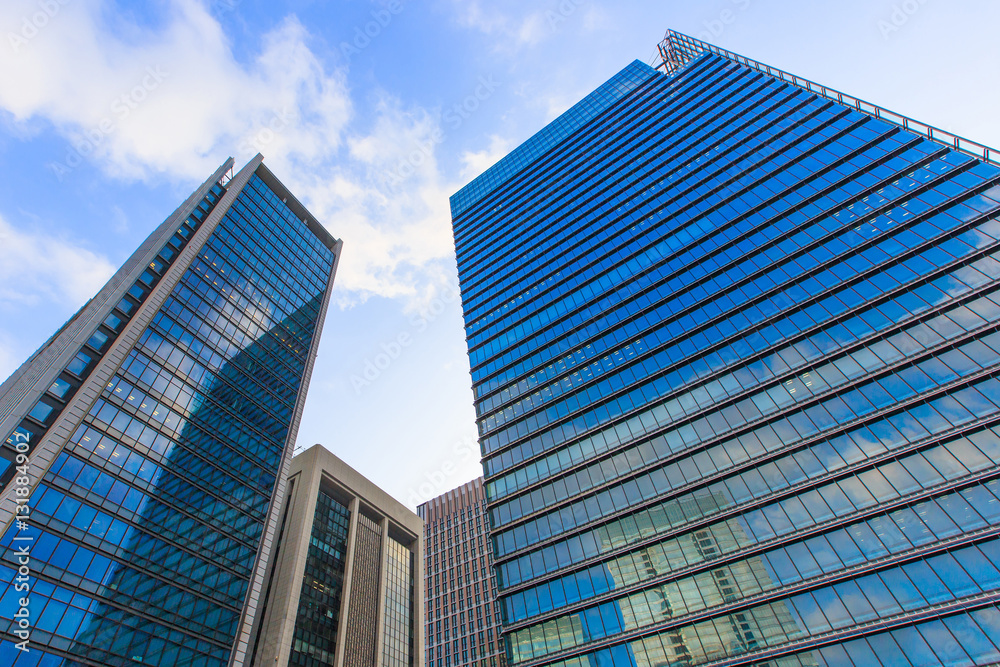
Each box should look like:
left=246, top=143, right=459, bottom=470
left=841, top=638, right=880, bottom=666
left=28, top=402, right=56, bottom=424
left=903, top=560, right=953, bottom=605
left=878, top=568, right=925, bottom=611
left=893, top=625, right=950, bottom=667
left=937, top=492, right=988, bottom=532
left=972, top=607, right=1000, bottom=650
left=833, top=580, right=877, bottom=624
left=944, top=438, right=994, bottom=473
left=826, top=530, right=865, bottom=567
left=817, top=643, right=854, bottom=667
left=48, top=378, right=73, bottom=399
left=943, top=613, right=1000, bottom=664
left=901, top=454, right=946, bottom=488
left=847, top=522, right=888, bottom=560
left=818, top=484, right=855, bottom=517
left=788, top=593, right=831, bottom=635
left=954, top=544, right=1000, bottom=591
left=856, top=572, right=903, bottom=617
left=811, top=588, right=852, bottom=629
left=918, top=500, right=962, bottom=539
left=927, top=552, right=980, bottom=598
left=867, top=633, right=911, bottom=665
left=881, top=460, right=921, bottom=495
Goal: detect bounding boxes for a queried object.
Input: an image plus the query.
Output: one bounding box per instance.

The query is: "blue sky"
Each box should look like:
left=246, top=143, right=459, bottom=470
left=1, top=0, right=998, bottom=507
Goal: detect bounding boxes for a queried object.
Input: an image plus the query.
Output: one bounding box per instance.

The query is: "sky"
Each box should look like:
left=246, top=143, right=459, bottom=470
left=0, top=0, right=998, bottom=509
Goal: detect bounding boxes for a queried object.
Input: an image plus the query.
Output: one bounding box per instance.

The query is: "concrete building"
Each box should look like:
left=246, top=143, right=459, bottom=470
left=250, top=445, right=424, bottom=667
left=418, top=478, right=505, bottom=667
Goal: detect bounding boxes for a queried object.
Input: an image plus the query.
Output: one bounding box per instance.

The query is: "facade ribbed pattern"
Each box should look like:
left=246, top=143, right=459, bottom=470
left=345, top=513, right=384, bottom=666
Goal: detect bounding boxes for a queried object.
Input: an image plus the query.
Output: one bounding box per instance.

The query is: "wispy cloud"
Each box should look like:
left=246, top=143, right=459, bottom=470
left=0, top=0, right=465, bottom=306
left=0, top=214, right=115, bottom=308
left=458, top=134, right=513, bottom=181
left=0, top=0, right=351, bottom=181
left=448, top=0, right=555, bottom=51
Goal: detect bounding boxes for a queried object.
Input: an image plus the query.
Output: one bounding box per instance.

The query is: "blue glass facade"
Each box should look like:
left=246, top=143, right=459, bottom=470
left=451, top=33, right=1000, bottom=667
left=0, top=159, right=339, bottom=666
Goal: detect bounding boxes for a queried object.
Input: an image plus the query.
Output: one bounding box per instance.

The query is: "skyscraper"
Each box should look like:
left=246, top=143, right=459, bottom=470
left=0, top=155, right=341, bottom=666
left=418, top=478, right=505, bottom=667
left=451, top=30, right=1000, bottom=667
left=251, top=445, right=423, bottom=667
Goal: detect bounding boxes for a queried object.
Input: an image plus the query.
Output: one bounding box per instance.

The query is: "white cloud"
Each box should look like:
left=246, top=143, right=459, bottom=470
left=449, top=0, right=553, bottom=50
left=0, top=215, right=116, bottom=308
left=300, top=101, right=460, bottom=307
left=0, top=0, right=351, bottom=181
left=0, top=0, right=463, bottom=305
left=459, top=134, right=513, bottom=181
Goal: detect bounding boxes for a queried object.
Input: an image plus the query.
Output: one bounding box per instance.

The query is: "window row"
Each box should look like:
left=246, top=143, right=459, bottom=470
left=496, top=406, right=1000, bottom=588
left=492, top=351, right=1000, bottom=558
left=490, top=287, right=1000, bottom=516
left=504, top=472, right=1000, bottom=623
left=549, top=604, right=1000, bottom=667
left=481, top=184, right=1000, bottom=456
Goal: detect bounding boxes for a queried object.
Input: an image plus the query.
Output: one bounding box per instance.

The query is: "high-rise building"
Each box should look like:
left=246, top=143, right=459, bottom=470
left=0, top=155, right=341, bottom=666
left=418, top=478, right=505, bottom=667
left=450, top=30, right=1000, bottom=667
left=251, top=444, right=424, bottom=667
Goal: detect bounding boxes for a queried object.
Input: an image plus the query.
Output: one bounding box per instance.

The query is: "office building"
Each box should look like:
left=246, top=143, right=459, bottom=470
left=251, top=444, right=423, bottom=667
left=0, top=155, right=341, bottom=666
left=418, top=478, right=505, bottom=667
left=450, top=30, right=1000, bottom=666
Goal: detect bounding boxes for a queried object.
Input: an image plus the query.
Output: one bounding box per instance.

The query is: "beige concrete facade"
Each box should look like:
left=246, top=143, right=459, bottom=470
left=249, top=445, right=424, bottom=667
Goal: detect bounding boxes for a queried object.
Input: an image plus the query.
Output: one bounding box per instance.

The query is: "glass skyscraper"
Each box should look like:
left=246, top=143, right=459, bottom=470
left=0, top=155, right=341, bottom=666
left=451, top=30, right=1000, bottom=667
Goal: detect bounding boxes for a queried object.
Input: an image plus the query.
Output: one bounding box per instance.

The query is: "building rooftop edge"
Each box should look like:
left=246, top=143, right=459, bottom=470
left=291, top=444, right=423, bottom=533
left=416, top=476, right=485, bottom=514
left=250, top=157, right=342, bottom=253
left=657, top=29, right=1000, bottom=169
left=449, top=60, right=659, bottom=220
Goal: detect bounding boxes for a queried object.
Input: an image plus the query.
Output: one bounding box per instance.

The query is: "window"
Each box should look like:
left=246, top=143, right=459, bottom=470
left=87, top=330, right=109, bottom=352
left=48, top=378, right=73, bottom=400
left=66, top=351, right=93, bottom=377
left=27, top=401, right=56, bottom=424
